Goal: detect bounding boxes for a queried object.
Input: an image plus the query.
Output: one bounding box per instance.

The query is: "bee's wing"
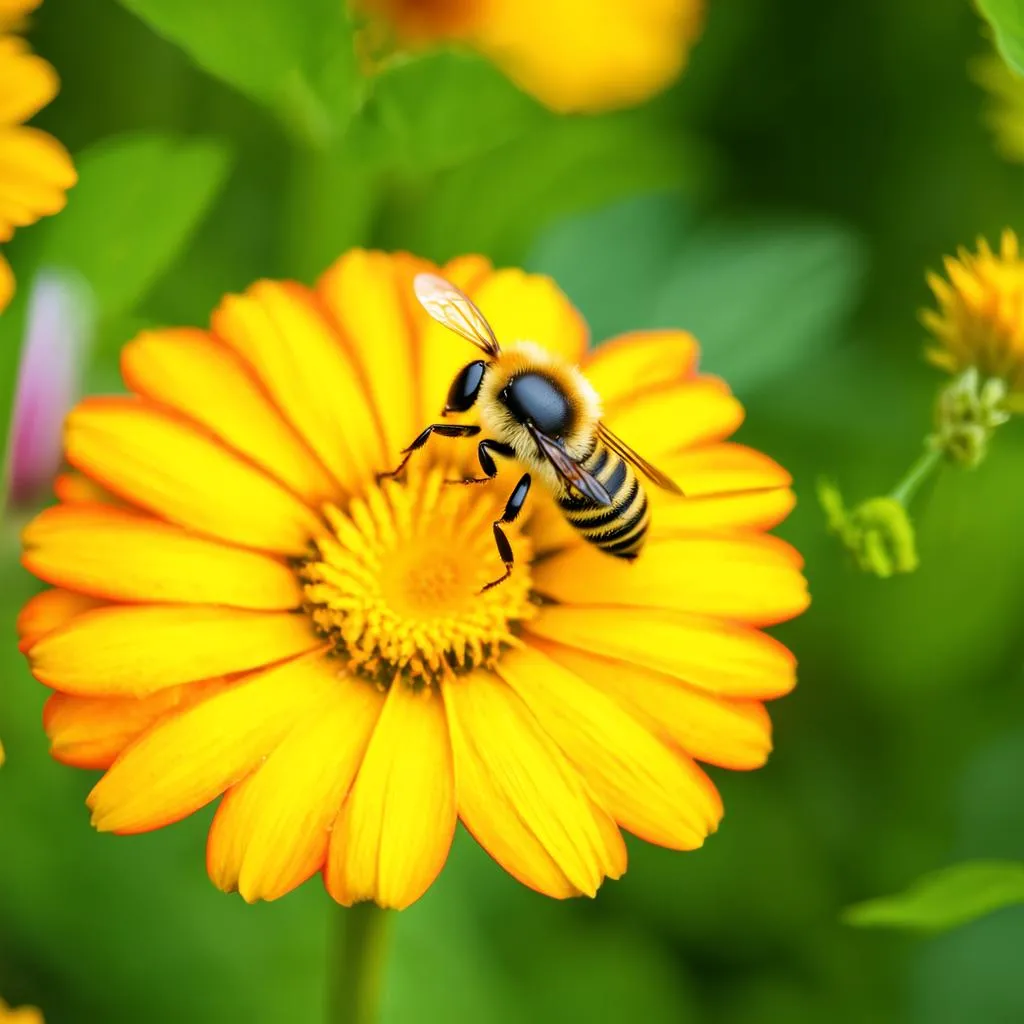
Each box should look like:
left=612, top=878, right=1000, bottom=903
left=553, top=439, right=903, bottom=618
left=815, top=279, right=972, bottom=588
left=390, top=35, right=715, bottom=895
left=526, top=423, right=613, bottom=506
left=596, top=422, right=684, bottom=495
left=413, top=273, right=500, bottom=357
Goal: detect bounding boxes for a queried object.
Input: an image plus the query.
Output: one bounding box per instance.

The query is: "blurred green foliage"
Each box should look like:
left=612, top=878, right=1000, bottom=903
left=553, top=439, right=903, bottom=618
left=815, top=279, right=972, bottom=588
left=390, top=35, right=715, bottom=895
left=2, top=1, right=1024, bottom=1022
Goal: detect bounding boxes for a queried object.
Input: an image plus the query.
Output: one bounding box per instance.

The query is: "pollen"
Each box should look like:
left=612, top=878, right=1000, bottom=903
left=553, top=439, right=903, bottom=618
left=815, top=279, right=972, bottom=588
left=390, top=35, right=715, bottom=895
left=298, top=467, right=535, bottom=688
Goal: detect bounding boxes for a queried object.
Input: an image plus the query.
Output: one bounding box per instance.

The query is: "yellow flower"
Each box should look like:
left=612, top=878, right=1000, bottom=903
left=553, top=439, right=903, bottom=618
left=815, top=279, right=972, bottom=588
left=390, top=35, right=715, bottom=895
left=972, top=53, right=1024, bottom=165
left=357, top=0, right=703, bottom=113
left=0, top=0, right=76, bottom=313
left=0, top=998, right=43, bottom=1023
left=18, top=251, right=807, bottom=909
left=923, top=229, right=1024, bottom=410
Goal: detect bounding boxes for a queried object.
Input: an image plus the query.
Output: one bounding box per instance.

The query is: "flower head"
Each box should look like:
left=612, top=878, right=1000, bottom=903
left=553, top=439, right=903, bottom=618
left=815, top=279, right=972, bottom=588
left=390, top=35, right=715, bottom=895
left=357, top=0, right=703, bottom=114
left=0, top=998, right=43, bottom=1023
left=0, top=0, right=77, bottom=312
left=922, top=229, right=1024, bottom=410
left=5, top=269, right=93, bottom=509
left=18, top=250, right=806, bottom=908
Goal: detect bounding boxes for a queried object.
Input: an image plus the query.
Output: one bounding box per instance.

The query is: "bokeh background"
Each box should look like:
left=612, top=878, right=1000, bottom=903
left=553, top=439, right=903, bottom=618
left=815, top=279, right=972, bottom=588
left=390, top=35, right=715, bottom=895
left=2, top=1, right=1024, bottom=1022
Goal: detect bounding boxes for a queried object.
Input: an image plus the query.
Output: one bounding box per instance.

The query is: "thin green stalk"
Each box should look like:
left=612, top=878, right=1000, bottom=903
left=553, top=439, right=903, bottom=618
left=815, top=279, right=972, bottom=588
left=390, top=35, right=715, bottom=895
left=327, top=902, right=392, bottom=1024
left=888, top=446, right=943, bottom=507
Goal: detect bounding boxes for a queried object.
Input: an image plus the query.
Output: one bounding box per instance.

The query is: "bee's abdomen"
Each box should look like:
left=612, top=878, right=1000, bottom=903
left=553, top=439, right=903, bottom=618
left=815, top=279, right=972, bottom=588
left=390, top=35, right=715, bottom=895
left=557, top=446, right=650, bottom=559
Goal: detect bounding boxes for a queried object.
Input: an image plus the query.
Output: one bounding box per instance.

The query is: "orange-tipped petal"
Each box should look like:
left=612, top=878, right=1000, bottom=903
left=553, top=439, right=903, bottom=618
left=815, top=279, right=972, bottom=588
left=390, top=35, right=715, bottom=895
left=29, top=605, right=320, bottom=697
left=87, top=650, right=337, bottom=834
left=472, top=268, right=589, bottom=363
left=121, top=328, right=339, bottom=507
left=64, top=397, right=324, bottom=555
left=537, top=641, right=774, bottom=770
left=22, top=504, right=303, bottom=609
left=602, top=378, right=744, bottom=459
left=526, top=606, right=796, bottom=700
left=208, top=669, right=384, bottom=902
left=16, top=587, right=102, bottom=651
left=317, top=250, right=433, bottom=460
left=444, top=670, right=626, bottom=899
left=326, top=682, right=455, bottom=909
left=44, top=679, right=228, bottom=769
left=212, top=281, right=385, bottom=493
left=498, top=646, right=722, bottom=849
left=584, top=330, right=698, bottom=405
left=53, top=472, right=122, bottom=506
left=534, top=533, right=808, bottom=627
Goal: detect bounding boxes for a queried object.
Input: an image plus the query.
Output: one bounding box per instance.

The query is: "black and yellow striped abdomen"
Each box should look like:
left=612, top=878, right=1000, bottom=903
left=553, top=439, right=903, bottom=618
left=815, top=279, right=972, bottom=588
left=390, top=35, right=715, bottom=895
left=556, top=445, right=650, bottom=559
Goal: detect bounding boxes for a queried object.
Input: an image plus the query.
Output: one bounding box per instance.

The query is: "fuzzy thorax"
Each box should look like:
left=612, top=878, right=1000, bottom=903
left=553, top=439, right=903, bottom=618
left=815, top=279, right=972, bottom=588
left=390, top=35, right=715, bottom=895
left=478, top=341, right=602, bottom=491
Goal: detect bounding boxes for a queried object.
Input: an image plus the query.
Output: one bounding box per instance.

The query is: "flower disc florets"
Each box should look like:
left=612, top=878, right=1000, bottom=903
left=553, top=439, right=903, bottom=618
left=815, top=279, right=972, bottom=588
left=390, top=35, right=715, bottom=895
left=299, top=468, right=534, bottom=688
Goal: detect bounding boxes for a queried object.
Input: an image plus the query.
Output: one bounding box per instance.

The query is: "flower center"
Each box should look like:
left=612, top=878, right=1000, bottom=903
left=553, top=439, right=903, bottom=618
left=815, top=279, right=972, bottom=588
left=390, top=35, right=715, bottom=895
left=299, top=468, right=535, bottom=688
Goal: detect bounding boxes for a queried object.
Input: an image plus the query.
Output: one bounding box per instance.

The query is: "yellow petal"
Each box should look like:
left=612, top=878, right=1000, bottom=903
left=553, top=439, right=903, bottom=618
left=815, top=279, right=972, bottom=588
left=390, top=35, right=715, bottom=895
left=0, top=36, right=57, bottom=124
left=0, top=126, right=75, bottom=238
left=16, top=587, right=102, bottom=651
left=498, top=646, right=721, bottom=850
left=443, top=669, right=625, bottom=898
left=44, top=678, right=228, bottom=769
left=122, top=328, right=338, bottom=507
left=87, top=650, right=337, bottom=834
left=317, top=250, right=433, bottom=460
left=473, top=267, right=589, bottom=363
left=212, top=280, right=385, bottom=493
left=584, top=330, right=698, bottom=405
left=471, top=0, right=701, bottom=114
left=23, top=504, right=303, bottom=610
left=648, top=443, right=795, bottom=532
left=534, top=533, right=808, bottom=626
left=416, top=253, right=493, bottom=415
left=602, top=378, right=744, bottom=459
left=537, top=641, right=773, bottom=770
left=325, top=682, right=455, bottom=909
left=525, top=606, right=796, bottom=700
left=0, top=250, right=12, bottom=312
left=53, top=471, right=122, bottom=506
left=29, top=604, right=320, bottom=697
left=65, top=397, right=324, bottom=555
left=208, top=667, right=384, bottom=902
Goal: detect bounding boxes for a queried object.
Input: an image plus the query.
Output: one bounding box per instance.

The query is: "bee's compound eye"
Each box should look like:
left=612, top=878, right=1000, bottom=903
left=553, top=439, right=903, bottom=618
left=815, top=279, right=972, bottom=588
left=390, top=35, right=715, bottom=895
left=445, top=360, right=487, bottom=413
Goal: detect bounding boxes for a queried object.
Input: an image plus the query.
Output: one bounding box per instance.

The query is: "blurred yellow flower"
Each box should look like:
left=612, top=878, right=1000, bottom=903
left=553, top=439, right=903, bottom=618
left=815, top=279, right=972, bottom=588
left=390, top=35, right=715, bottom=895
left=923, top=229, right=1024, bottom=410
left=358, top=0, right=704, bottom=113
left=0, top=998, right=43, bottom=1023
left=18, top=250, right=805, bottom=909
left=972, top=53, right=1024, bottom=165
left=0, top=0, right=76, bottom=313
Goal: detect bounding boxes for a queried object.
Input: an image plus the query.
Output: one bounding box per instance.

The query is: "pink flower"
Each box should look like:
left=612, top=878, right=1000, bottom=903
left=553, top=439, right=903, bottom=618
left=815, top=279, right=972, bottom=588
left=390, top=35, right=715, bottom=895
left=6, top=270, right=93, bottom=509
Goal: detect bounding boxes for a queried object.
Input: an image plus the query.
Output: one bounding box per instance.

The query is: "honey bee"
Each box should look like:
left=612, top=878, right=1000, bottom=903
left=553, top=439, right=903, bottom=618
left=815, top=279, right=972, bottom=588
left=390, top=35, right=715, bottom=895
left=380, top=273, right=683, bottom=591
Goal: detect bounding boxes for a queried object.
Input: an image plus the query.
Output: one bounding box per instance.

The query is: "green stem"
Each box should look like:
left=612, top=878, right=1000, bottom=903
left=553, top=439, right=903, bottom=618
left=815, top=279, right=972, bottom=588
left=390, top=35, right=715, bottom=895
left=888, top=446, right=943, bottom=507
left=327, top=902, right=392, bottom=1024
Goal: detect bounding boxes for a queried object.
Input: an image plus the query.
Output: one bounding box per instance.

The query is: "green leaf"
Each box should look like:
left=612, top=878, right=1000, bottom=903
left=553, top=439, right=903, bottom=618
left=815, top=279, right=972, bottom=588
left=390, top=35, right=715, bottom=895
left=530, top=197, right=864, bottom=392
left=395, top=112, right=708, bottom=265
left=843, top=861, right=1024, bottom=933
left=115, top=0, right=358, bottom=138
left=34, top=133, right=231, bottom=332
left=349, top=50, right=543, bottom=176
left=978, top=0, right=1024, bottom=77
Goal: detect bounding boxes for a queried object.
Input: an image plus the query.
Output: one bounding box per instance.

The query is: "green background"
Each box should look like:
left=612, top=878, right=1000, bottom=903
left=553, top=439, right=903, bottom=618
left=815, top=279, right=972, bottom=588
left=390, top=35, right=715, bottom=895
left=2, top=1, right=1024, bottom=1021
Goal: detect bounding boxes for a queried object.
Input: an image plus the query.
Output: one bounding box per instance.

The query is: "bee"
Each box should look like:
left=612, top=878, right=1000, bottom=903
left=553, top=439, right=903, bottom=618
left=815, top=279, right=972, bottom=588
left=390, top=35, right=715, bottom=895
left=380, top=273, right=683, bottom=591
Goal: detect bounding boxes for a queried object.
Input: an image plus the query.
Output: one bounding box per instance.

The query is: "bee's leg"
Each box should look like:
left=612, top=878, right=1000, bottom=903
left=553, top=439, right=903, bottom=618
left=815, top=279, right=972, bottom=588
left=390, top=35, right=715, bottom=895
left=447, top=439, right=516, bottom=485
left=481, top=473, right=531, bottom=593
left=377, top=424, right=480, bottom=482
